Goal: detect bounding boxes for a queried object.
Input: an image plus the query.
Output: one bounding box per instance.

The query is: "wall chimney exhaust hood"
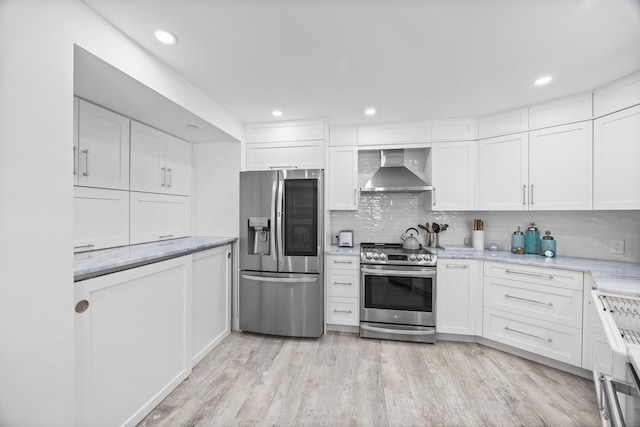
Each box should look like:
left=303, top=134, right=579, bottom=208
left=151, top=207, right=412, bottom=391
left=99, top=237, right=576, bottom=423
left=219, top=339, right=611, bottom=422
left=360, top=149, right=433, bottom=193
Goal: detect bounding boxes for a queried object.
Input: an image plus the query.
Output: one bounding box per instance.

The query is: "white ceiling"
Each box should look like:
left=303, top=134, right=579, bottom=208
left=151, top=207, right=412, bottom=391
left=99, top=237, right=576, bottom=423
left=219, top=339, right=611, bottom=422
left=81, top=0, right=640, bottom=127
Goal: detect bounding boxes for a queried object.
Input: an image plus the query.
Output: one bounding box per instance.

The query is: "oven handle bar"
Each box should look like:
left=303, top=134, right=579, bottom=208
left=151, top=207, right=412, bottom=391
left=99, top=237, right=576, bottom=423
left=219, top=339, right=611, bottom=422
left=360, top=324, right=435, bottom=336
left=361, top=267, right=436, bottom=278
left=600, top=374, right=628, bottom=427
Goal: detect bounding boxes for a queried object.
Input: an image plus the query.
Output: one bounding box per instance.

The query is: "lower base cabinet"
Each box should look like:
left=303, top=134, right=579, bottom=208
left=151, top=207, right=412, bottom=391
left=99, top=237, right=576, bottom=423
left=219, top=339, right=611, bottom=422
left=75, top=257, right=192, bottom=427
left=436, top=259, right=482, bottom=335
left=75, top=247, right=233, bottom=427
left=192, top=245, right=232, bottom=366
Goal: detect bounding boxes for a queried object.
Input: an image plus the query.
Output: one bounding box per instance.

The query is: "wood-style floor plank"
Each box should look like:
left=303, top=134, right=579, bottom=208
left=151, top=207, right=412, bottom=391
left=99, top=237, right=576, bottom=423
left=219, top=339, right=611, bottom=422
left=138, top=332, right=600, bottom=427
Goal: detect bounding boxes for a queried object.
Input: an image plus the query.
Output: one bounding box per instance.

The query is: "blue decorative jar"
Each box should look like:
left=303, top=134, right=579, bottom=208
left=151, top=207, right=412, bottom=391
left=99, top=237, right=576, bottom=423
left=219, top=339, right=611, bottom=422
left=540, top=230, right=557, bottom=257
left=511, top=226, right=525, bottom=254
left=524, top=222, right=540, bottom=255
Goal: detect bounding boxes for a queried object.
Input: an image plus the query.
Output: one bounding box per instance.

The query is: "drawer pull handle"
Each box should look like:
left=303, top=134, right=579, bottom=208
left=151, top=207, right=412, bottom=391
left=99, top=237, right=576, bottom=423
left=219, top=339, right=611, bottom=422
left=333, top=281, right=352, bottom=286
left=446, top=264, right=468, bottom=269
left=159, top=234, right=175, bottom=239
left=333, top=260, right=353, bottom=264
left=504, top=326, right=552, bottom=343
left=333, top=309, right=353, bottom=314
left=504, top=269, right=554, bottom=280
left=504, top=294, right=553, bottom=307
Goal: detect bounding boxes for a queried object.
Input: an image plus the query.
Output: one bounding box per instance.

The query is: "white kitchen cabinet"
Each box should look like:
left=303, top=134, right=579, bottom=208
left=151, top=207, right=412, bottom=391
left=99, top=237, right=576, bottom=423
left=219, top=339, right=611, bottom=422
left=74, top=187, right=129, bottom=252
left=245, top=140, right=326, bottom=170
left=478, top=122, right=592, bottom=211
left=582, top=276, right=613, bottom=372
left=528, top=121, right=593, bottom=210
left=429, top=141, right=476, bottom=211
left=328, top=146, right=358, bottom=210
left=130, top=121, right=192, bottom=196
left=478, top=107, right=529, bottom=138
left=478, top=132, right=528, bottom=210
left=357, top=121, right=431, bottom=146
left=130, top=192, right=191, bottom=244
left=74, top=256, right=192, bottom=427
left=431, top=118, right=478, bottom=141
left=436, top=259, right=481, bottom=335
left=528, top=92, right=593, bottom=129
left=192, top=245, right=232, bottom=367
left=593, top=70, right=640, bottom=117
left=329, top=126, right=357, bottom=146
left=325, top=254, right=359, bottom=327
left=593, top=105, right=640, bottom=210
left=246, top=119, right=327, bottom=143
left=482, top=261, right=583, bottom=367
left=74, top=98, right=130, bottom=190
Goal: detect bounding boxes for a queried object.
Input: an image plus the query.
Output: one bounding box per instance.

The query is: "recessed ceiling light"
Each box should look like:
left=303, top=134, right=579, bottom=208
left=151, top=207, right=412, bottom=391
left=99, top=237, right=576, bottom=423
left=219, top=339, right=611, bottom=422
left=534, top=76, right=552, bottom=86
left=272, top=110, right=283, bottom=117
left=155, top=30, right=177, bottom=45
left=365, top=108, right=376, bottom=116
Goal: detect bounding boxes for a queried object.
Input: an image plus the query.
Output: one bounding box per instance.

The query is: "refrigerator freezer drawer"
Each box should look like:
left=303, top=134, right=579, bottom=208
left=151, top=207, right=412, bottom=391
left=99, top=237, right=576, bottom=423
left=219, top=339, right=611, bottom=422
left=239, top=271, right=323, bottom=338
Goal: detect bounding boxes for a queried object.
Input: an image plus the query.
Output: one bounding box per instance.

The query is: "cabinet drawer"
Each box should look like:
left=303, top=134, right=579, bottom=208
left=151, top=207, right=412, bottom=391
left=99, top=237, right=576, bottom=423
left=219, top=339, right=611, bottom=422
left=484, top=261, right=583, bottom=290
left=326, top=255, right=359, bottom=270
left=326, top=269, right=359, bottom=298
left=326, top=297, right=359, bottom=326
left=483, top=308, right=582, bottom=367
left=484, top=277, right=582, bottom=328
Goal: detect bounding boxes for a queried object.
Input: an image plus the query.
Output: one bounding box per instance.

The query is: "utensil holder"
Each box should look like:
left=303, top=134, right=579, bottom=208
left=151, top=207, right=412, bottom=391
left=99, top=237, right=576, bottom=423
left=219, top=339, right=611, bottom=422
left=428, top=232, right=438, bottom=248
left=472, top=230, right=484, bottom=250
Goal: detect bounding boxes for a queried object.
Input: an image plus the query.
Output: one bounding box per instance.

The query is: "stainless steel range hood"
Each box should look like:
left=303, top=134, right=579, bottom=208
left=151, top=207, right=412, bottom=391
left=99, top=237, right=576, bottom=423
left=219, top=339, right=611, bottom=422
left=361, top=149, right=433, bottom=193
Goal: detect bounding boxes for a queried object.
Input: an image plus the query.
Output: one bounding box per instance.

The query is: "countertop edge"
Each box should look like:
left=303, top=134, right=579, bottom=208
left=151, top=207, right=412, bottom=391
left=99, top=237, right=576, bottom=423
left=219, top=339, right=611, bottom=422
left=74, top=236, right=237, bottom=282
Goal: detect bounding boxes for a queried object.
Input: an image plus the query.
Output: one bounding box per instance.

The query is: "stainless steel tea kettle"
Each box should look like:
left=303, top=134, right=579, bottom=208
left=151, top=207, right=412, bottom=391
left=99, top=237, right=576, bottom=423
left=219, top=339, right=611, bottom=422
left=401, top=227, right=421, bottom=250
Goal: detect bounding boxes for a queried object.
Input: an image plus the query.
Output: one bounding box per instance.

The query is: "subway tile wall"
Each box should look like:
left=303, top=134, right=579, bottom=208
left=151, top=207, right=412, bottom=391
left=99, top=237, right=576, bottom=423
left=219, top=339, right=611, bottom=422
left=329, top=150, right=640, bottom=263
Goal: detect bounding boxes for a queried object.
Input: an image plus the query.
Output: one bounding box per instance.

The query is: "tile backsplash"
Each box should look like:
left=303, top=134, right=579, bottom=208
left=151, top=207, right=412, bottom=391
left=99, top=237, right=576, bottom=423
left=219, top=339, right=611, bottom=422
left=329, top=150, right=640, bottom=263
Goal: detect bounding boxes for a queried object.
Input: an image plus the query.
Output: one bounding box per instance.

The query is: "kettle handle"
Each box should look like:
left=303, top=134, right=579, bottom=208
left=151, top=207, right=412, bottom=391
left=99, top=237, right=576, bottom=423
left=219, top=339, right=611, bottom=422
left=405, top=227, right=419, bottom=236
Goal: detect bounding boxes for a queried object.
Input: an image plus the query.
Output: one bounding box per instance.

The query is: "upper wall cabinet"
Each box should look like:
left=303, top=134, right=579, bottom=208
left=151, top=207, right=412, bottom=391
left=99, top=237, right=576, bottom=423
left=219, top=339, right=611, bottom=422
left=245, top=119, right=328, bottom=170
left=130, top=121, right=192, bottom=196
left=478, top=107, right=528, bottom=139
left=431, top=119, right=478, bottom=141
left=593, top=105, right=640, bottom=210
left=429, top=141, right=476, bottom=211
left=329, top=126, right=358, bottom=146
left=74, top=98, right=130, bottom=190
left=529, top=92, right=593, bottom=129
left=357, top=121, right=431, bottom=146
left=478, top=132, right=529, bottom=210
left=328, top=146, right=358, bottom=211
left=73, top=186, right=129, bottom=252
left=594, top=70, right=640, bottom=117
left=246, top=119, right=327, bottom=143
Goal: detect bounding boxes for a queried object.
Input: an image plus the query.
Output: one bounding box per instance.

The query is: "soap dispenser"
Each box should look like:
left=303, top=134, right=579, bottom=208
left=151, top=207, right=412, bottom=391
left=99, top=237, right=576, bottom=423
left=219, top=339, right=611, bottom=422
left=540, top=231, right=557, bottom=258
left=524, top=222, right=540, bottom=254
left=511, top=226, right=525, bottom=254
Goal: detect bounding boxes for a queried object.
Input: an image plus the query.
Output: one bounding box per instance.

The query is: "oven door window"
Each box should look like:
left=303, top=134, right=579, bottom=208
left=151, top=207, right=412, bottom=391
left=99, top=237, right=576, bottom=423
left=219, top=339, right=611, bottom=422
left=364, top=274, right=433, bottom=312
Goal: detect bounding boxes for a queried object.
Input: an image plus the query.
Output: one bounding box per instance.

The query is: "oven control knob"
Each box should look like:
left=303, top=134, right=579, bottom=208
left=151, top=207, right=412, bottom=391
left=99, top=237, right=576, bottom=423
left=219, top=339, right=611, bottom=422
left=373, top=253, right=380, bottom=260
left=409, top=254, right=417, bottom=261
left=365, top=253, right=373, bottom=260
left=416, top=254, right=423, bottom=261
left=379, top=253, right=387, bottom=260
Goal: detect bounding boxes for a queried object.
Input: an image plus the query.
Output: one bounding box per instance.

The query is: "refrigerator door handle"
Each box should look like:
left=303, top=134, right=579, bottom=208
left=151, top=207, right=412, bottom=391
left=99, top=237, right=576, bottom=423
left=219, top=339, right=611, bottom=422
left=276, top=173, right=284, bottom=262
left=271, top=178, right=279, bottom=261
left=241, top=274, right=318, bottom=284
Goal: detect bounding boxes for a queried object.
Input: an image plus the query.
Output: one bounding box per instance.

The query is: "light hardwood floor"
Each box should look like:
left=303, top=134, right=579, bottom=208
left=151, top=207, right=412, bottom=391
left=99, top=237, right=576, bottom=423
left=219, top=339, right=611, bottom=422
left=139, top=332, right=600, bottom=426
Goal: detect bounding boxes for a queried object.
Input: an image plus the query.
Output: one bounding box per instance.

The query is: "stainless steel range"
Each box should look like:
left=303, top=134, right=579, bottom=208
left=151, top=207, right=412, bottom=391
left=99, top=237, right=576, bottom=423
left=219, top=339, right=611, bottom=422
left=359, top=243, right=437, bottom=344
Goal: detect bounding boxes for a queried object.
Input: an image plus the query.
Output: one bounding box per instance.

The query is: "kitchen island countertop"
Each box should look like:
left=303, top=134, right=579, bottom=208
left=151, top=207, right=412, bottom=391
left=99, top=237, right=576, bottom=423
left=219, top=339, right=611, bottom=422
left=74, top=236, right=236, bottom=282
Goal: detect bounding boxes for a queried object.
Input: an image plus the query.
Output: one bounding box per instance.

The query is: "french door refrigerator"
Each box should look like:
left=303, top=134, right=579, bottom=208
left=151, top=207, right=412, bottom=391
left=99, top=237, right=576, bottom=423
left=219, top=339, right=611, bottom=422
left=239, top=169, right=324, bottom=338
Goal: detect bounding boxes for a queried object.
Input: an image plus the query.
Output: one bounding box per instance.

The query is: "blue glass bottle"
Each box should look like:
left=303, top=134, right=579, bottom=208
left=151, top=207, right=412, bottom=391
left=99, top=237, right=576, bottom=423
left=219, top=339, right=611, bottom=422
left=524, top=222, right=540, bottom=255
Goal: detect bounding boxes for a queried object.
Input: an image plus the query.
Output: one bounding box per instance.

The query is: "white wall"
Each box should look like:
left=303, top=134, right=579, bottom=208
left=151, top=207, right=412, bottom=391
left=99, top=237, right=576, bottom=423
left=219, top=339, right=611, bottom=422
left=0, top=1, right=242, bottom=425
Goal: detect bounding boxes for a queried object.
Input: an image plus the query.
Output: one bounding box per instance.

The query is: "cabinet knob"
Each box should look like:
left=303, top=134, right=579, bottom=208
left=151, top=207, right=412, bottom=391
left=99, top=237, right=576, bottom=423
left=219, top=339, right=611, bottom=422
left=75, top=300, right=90, bottom=314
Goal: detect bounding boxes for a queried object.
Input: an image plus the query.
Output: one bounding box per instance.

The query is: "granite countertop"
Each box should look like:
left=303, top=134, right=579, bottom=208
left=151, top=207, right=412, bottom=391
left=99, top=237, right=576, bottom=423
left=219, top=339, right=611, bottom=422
left=327, top=244, right=640, bottom=297
left=74, top=236, right=237, bottom=282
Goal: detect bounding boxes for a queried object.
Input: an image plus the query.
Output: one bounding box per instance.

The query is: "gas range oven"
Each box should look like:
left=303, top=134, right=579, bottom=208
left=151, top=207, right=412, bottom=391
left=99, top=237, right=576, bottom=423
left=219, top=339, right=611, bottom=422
left=359, top=243, right=437, bottom=344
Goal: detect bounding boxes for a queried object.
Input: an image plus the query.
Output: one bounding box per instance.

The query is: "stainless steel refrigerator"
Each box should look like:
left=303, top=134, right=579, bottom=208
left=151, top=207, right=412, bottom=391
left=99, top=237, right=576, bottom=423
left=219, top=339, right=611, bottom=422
left=239, top=169, right=324, bottom=338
